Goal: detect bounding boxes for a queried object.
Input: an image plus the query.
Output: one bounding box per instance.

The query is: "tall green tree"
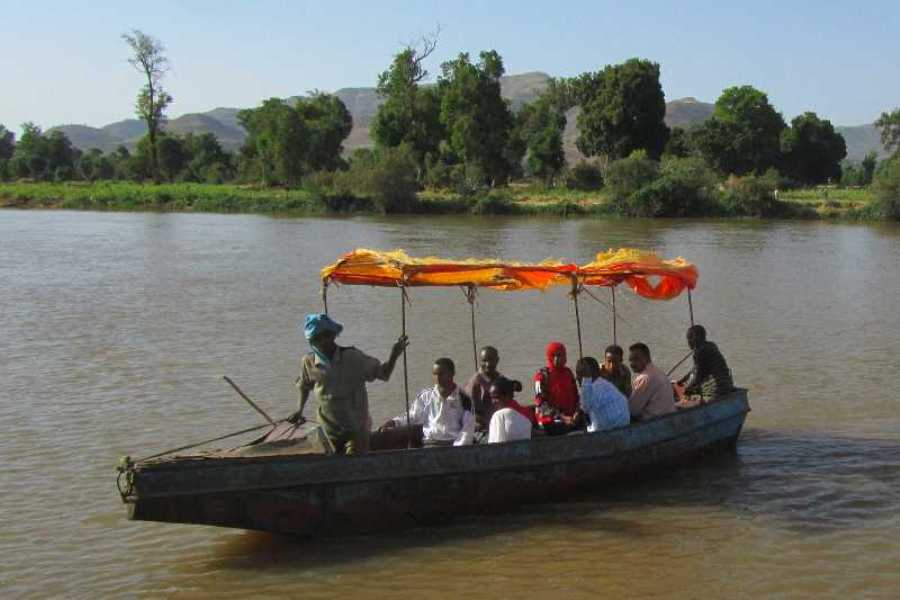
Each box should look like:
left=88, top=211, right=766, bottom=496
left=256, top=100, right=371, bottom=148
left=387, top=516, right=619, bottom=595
left=693, top=85, right=785, bottom=175
left=438, top=50, right=515, bottom=185
left=238, top=94, right=352, bottom=185
left=517, top=96, right=566, bottom=183
left=575, top=59, right=669, bottom=160
left=11, top=123, right=77, bottom=179
left=862, top=151, right=878, bottom=185
left=0, top=125, right=14, bottom=160
left=875, top=108, right=900, bottom=155
left=372, top=35, right=444, bottom=175
left=780, top=112, right=847, bottom=184
left=296, top=93, right=353, bottom=171
left=238, top=98, right=309, bottom=185
left=122, top=30, right=173, bottom=182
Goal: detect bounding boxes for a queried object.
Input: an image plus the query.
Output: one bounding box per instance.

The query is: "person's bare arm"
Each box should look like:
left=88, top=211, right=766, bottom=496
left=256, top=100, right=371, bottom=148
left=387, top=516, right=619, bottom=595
left=377, top=335, right=409, bottom=381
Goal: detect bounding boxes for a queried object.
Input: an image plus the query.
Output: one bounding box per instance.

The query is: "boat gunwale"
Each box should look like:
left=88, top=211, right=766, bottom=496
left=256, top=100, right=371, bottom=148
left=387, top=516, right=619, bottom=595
left=125, top=391, right=749, bottom=500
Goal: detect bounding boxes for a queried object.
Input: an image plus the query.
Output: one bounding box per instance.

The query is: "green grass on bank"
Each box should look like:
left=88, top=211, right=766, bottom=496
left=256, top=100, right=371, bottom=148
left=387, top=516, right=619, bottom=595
left=0, top=180, right=880, bottom=220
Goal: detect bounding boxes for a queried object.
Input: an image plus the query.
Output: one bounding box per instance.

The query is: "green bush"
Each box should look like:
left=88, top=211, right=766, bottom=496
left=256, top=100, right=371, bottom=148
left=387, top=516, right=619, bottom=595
left=722, top=170, right=787, bottom=217
left=337, top=146, right=419, bottom=213
left=872, top=156, right=900, bottom=219
left=605, top=150, right=659, bottom=203
left=565, top=160, right=604, bottom=190
left=470, top=191, right=515, bottom=215
left=451, top=162, right=488, bottom=198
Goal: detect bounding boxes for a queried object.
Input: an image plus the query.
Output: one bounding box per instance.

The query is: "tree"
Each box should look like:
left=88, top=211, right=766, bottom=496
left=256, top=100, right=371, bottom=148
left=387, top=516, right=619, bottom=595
left=238, top=94, right=352, bottom=185
left=182, top=133, right=234, bottom=182
left=575, top=59, right=669, bottom=160
left=123, top=30, right=173, bottom=182
left=862, top=151, right=878, bottom=185
left=693, top=85, right=785, bottom=175
left=238, top=98, right=308, bottom=185
left=11, top=123, right=77, bottom=180
left=872, top=156, right=900, bottom=219
left=664, top=126, right=693, bottom=158
left=780, top=112, right=847, bottom=184
left=438, top=50, right=515, bottom=185
left=517, top=96, right=566, bottom=184
left=875, top=108, right=900, bottom=155
left=0, top=125, right=14, bottom=160
left=371, top=32, right=444, bottom=175
left=295, top=93, right=353, bottom=171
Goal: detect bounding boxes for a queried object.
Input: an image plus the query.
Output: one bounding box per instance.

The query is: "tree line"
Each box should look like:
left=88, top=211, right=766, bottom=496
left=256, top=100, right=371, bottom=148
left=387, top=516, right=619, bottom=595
left=2, top=30, right=900, bottom=217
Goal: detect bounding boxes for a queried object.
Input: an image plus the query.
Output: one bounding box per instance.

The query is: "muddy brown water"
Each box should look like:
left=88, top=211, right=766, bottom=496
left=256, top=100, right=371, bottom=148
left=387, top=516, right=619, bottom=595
left=2, top=210, right=899, bottom=598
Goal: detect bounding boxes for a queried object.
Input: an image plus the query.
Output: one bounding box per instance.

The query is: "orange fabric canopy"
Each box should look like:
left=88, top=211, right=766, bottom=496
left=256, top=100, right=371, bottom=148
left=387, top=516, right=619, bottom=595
left=580, top=248, right=698, bottom=300
left=321, top=248, right=698, bottom=299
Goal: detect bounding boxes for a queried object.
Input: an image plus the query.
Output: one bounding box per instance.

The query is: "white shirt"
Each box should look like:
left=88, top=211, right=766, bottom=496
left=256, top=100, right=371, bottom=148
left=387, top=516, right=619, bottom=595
left=393, top=385, right=475, bottom=446
left=488, top=407, right=532, bottom=444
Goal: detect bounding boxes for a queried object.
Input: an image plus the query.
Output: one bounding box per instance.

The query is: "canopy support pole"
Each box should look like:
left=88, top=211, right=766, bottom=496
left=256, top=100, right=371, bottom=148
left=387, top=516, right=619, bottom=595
left=465, top=285, right=478, bottom=371
left=571, top=276, right=584, bottom=360
left=611, top=286, right=617, bottom=346
left=322, top=281, right=329, bottom=316
left=399, top=284, right=412, bottom=448
left=687, top=288, right=695, bottom=326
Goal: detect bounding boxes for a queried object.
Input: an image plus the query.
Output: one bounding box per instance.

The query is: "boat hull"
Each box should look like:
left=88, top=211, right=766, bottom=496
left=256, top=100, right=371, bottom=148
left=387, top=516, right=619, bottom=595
left=124, top=390, right=749, bottom=536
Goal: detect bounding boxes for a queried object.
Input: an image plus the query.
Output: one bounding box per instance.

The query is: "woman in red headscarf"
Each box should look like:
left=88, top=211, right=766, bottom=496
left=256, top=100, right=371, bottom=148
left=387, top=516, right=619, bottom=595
left=533, top=341, right=580, bottom=434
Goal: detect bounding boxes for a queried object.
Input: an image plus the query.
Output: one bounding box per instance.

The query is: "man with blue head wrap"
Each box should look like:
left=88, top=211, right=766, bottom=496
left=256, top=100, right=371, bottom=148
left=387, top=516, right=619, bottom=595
left=290, top=313, right=408, bottom=455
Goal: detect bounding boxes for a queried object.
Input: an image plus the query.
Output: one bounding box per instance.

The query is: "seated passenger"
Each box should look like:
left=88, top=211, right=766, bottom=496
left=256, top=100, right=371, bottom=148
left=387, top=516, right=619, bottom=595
left=533, top=341, right=580, bottom=435
left=599, top=344, right=632, bottom=397
left=464, top=346, right=504, bottom=435
left=381, top=357, right=475, bottom=447
left=575, top=356, right=630, bottom=432
left=487, top=377, right=533, bottom=444
left=627, top=343, right=676, bottom=421
left=675, top=325, right=734, bottom=403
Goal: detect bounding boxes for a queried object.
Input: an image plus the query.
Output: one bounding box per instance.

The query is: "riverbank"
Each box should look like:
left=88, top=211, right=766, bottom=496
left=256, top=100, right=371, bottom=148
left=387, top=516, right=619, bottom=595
left=0, top=180, right=876, bottom=219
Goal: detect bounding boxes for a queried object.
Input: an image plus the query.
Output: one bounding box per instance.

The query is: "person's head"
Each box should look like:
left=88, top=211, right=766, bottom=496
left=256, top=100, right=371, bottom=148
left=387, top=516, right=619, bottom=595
left=545, top=341, right=567, bottom=369
left=303, top=313, right=343, bottom=355
left=575, top=356, right=601, bottom=383
left=628, top=343, right=651, bottom=373
left=488, top=376, right=522, bottom=408
left=432, top=357, right=456, bottom=391
left=479, top=346, right=499, bottom=377
left=603, top=344, right=624, bottom=371
left=686, top=325, right=707, bottom=350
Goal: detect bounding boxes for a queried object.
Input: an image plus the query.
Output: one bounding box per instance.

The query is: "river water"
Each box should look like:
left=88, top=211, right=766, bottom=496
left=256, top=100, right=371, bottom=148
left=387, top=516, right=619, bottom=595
left=1, top=210, right=898, bottom=598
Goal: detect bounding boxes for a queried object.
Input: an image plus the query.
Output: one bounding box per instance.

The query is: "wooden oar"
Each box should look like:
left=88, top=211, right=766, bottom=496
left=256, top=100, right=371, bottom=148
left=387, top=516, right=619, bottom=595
left=223, top=376, right=276, bottom=426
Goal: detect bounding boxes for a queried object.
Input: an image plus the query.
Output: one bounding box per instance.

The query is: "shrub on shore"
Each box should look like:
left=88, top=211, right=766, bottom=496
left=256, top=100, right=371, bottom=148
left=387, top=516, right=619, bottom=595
left=565, top=161, right=604, bottom=191
left=872, top=156, right=900, bottom=219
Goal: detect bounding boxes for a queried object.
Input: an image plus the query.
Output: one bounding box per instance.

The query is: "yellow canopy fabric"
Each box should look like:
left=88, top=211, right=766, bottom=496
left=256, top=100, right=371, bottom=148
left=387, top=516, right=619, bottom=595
left=321, top=248, right=698, bottom=299
left=321, top=249, right=574, bottom=291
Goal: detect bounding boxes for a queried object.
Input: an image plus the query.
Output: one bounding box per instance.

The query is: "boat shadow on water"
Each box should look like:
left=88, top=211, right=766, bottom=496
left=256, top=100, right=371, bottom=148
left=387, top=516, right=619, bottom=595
left=202, top=427, right=900, bottom=571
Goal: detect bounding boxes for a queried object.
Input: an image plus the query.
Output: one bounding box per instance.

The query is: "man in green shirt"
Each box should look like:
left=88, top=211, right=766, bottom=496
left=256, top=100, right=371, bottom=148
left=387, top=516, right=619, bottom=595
left=289, top=313, right=408, bottom=455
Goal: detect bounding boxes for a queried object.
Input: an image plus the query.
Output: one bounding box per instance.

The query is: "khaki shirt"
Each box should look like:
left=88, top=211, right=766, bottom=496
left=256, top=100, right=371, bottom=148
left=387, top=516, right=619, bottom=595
left=298, top=346, right=383, bottom=440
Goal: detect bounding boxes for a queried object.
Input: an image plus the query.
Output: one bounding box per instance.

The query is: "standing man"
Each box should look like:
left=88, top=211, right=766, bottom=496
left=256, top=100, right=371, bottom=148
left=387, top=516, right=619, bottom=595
left=627, top=343, right=675, bottom=421
left=599, top=344, right=632, bottom=397
left=291, top=313, right=408, bottom=455
left=676, top=325, right=734, bottom=402
left=464, top=346, right=504, bottom=434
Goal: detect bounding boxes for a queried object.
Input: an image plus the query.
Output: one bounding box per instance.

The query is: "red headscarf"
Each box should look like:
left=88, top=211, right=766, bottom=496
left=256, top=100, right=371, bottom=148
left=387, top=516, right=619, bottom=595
left=534, top=341, right=579, bottom=417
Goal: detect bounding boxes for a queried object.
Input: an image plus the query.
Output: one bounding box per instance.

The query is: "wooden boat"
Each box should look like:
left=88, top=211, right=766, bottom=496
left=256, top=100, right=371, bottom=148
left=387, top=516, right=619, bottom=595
left=117, top=248, right=748, bottom=536
left=121, top=390, right=749, bottom=536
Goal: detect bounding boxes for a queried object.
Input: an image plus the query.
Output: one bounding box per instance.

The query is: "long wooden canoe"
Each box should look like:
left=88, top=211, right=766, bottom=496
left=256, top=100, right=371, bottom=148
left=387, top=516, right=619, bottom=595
left=119, top=389, right=749, bottom=536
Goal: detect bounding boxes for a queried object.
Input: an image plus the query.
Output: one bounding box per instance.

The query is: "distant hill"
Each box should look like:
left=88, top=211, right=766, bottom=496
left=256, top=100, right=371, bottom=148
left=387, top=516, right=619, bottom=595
left=51, top=72, right=887, bottom=162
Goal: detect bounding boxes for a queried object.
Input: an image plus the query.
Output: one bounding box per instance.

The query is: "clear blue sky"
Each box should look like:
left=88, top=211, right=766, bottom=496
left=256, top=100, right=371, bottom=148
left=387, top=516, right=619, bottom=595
left=2, top=0, right=898, bottom=135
